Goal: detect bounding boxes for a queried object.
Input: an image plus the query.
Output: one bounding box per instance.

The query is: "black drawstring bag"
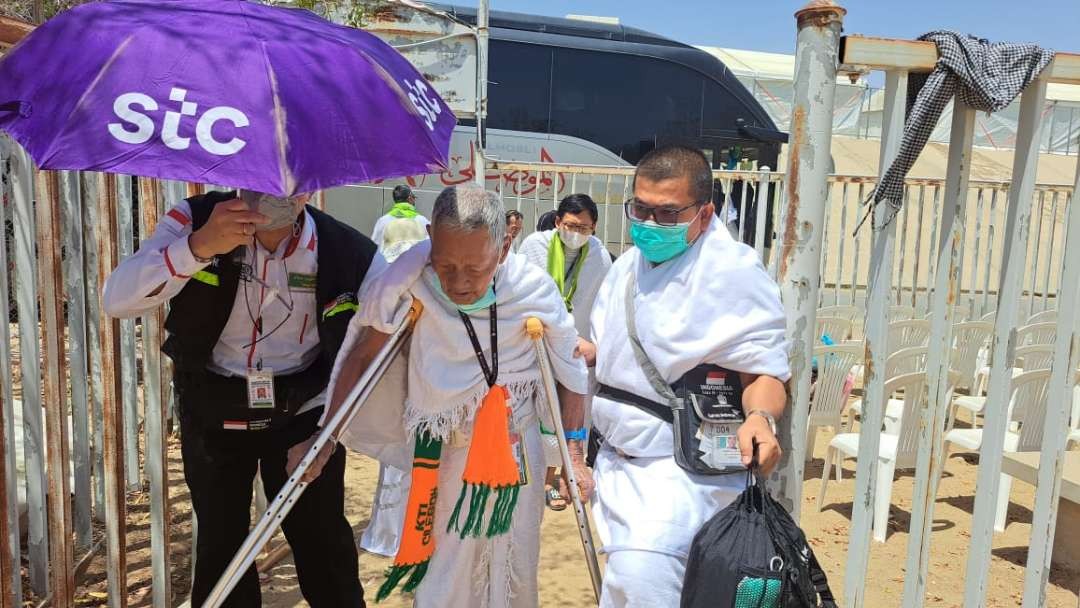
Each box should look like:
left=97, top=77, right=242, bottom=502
left=681, top=468, right=837, bottom=608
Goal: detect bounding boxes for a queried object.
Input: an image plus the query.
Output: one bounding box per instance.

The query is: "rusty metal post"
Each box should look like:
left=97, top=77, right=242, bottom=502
left=0, top=137, right=21, bottom=608
left=1021, top=152, right=1080, bottom=608
left=96, top=173, right=128, bottom=608
left=60, top=170, right=93, bottom=549
left=774, top=0, right=845, bottom=516
left=844, top=69, right=907, bottom=608
left=82, top=174, right=107, bottom=520
left=902, top=102, right=976, bottom=608
left=35, top=169, right=75, bottom=607
left=9, top=142, right=48, bottom=596
left=138, top=179, right=172, bottom=608
left=116, top=176, right=140, bottom=490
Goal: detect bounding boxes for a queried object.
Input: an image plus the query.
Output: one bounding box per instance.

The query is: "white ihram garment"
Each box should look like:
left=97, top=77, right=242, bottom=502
left=589, top=220, right=790, bottom=606
left=325, top=241, right=587, bottom=608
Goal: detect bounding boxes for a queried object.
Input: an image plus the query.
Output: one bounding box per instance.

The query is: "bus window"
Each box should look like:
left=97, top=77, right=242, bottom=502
left=550, top=48, right=702, bottom=164
left=487, top=41, right=553, bottom=133
left=703, top=81, right=755, bottom=138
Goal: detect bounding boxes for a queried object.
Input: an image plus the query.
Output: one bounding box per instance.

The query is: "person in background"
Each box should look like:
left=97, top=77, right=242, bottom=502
left=518, top=194, right=612, bottom=511
left=536, top=210, right=557, bottom=232
left=103, top=188, right=374, bottom=607
left=357, top=217, right=429, bottom=558
left=505, top=208, right=524, bottom=249
left=588, top=145, right=789, bottom=606
left=372, top=184, right=430, bottom=248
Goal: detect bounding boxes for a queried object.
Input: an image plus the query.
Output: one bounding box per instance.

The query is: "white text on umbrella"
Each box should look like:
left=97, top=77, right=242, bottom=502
left=107, top=87, right=249, bottom=156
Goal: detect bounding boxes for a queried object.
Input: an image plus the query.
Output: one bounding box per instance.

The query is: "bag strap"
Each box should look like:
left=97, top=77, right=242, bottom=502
left=624, top=274, right=681, bottom=409
left=808, top=550, right=838, bottom=608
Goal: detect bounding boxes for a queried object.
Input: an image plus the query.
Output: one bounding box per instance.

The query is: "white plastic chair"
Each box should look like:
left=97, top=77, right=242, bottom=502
left=818, top=305, right=860, bottom=322
left=955, top=345, right=1050, bottom=430
left=951, top=322, right=993, bottom=393
left=942, top=369, right=1075, bottom=531
left=846, top=347, right=927, bottom=432
left=1016, top=322, right=1058, bottom=346
left=816, top=316, right=854, bottom=342
left=806, top=343, right=862, bottom=462
left=888, top=320, right=931, bottom=355
left=923, top=306, right=971, bottom=323
left=889, top=305, right=916, bottom=322
left=819, top=371, right=960, bottom=542
left=1026, top=309, right=1057, bottom=325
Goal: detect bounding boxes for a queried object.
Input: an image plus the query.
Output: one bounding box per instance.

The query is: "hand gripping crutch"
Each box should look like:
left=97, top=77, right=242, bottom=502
left=202, top=299, right=424, bottom=608
left=526, top=318, right=603, bottom=604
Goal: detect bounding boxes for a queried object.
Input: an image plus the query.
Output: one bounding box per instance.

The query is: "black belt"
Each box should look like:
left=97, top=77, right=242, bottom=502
left=596, top=383, right=674, bottom=425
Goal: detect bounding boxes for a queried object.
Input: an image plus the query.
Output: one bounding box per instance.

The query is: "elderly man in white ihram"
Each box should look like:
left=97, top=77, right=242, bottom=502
left=587, top=145, right=790, bottom=607
left=301, top=184, right=591, bottom=608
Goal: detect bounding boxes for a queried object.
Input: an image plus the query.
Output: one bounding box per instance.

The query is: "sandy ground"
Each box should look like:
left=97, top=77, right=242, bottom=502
left=19, top=427, right=1080, bottom=608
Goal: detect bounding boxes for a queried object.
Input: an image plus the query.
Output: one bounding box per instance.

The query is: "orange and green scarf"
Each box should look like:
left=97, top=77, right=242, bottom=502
left=377, top=384, right=522, bottom=600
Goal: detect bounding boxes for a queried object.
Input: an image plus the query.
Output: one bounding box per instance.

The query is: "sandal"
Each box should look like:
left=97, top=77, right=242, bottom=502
left=545, top=486, right=568, bottom=511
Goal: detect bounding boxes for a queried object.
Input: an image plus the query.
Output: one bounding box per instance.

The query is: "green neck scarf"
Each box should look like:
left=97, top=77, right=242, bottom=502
left=546, top=231, right=589, bottom=313
left=389, top=201, right=419, bottom=218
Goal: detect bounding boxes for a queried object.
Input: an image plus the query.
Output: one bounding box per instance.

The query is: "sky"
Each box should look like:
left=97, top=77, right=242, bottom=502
left=452, top=0, right=1079, bottom=57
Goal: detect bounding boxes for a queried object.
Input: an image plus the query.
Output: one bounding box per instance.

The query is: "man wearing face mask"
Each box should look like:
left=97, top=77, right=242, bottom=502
left=586, top=146, right=790, bottom=607
left=307, top=184, right=589, bottom=607
left=103, top=188, right=374, bottom=607
left=518, top=193, right=611, bottom=511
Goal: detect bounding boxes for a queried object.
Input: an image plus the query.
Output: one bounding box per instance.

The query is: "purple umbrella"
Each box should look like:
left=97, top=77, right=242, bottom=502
left=0, top=0, right=456, bottom=196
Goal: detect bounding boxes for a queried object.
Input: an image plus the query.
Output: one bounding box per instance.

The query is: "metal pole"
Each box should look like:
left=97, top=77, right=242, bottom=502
left=774, top=0, right=845, bottom=515
left=962, top=76, right=1049, bottom=608
left=845, top=68, right=908, bottom=608
left=1020, top=152, right=1080, bottom=608
left=116, top=176, right=141, bottom=489
left=901, top=102, right=976, bottom=608
left=96, top=173, right=129, bottom=608
left=472, top=0, right=489, bottom=187
left=60, top=171, right=94, bottom=549
left=0, top=138, right=22, bottom=608
left=82, top=174, right=107, bottom=520
left=138, top=179, right=171, bottom=608
left=10, top=142, right=48, bottom=596
left=35, top=169, right=76, bottom=607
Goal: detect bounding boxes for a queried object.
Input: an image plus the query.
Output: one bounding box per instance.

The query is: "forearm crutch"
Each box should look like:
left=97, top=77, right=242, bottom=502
left=526, top=318, right=603, bottom=604
left=202, top=299, right=424, bottom=608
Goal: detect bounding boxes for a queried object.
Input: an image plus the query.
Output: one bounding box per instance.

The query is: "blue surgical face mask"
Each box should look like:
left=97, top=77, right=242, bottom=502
left=629, top=220, right=693, bottom=264
left=430, top=273, right=496, bottom=313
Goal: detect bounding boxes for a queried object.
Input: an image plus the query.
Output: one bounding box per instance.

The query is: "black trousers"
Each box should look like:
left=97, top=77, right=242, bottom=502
left=180, top=408, right=365, bottom=607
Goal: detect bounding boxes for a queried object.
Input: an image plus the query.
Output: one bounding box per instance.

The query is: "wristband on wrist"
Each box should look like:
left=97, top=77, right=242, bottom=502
left=564, top=428, right=588, bottom=442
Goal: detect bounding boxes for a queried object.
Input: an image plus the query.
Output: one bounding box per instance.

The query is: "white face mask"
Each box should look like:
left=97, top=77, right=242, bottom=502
left=558, top=226, right=589, bottom=250
left=240, top=190, right=301, bottom=231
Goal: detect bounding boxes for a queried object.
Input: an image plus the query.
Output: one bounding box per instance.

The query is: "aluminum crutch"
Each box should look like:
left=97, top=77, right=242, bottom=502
left=203, top=299, right=424, bottom=608
left=526, top=317, right=603, bottom=604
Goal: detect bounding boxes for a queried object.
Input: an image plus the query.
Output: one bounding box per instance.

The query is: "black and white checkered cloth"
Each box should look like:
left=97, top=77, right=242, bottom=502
left=865, top=31, right=1054, bottom=229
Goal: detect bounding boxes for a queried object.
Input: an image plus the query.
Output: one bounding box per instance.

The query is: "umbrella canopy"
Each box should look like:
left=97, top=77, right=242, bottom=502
left=0, top=0, right=456, bottom=196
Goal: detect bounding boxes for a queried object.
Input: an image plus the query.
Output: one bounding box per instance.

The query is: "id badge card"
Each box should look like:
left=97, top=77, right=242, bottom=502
left=247, top=368, right=276, bottom=410
left=508, top=417, right=529, bottom=486
left=696, top=422, right=743, bottom=468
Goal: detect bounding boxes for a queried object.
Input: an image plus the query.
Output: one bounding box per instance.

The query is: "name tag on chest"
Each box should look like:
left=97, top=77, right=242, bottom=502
left=287, top=272, right=317, bottom=292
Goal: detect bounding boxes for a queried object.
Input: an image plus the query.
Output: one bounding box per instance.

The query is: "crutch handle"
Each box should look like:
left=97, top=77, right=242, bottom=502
left=525, top=316, right=544, bottom=339
left=406, top=298, right=424, bottom=324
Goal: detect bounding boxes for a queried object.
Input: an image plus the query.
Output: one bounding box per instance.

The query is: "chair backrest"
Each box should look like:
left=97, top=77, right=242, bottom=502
left=816, top=316, right=853, bottom=342
left=808, top=342, right=863, bottom=426
left=1015, top=322, right=1058, bottom=346
left=889, top=371, right=961, bottom=468
left=923, top=306, right=970, bottom=323
left=1010, top=369, right=1058, bottom=452
left=889, top=305, right=916, bottom=322
left=888, top=320, right=932, bottom=354
left=980, top=311, right=997, bottom=324
left=1015, top=344, right=1056, bottom=371
left=886, top=346, right=929, bottom=377
left=818, top=305, right=860, bottom=322
left=951, top=322, right=994, bottom=390
left=1026, top=309, right=1057, bottom=325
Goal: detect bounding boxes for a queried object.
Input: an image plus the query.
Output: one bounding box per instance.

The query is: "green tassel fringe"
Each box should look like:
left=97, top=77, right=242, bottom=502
left=446, top=482, right=521, bottom=539
left=377, top=560, right=429, bottom=602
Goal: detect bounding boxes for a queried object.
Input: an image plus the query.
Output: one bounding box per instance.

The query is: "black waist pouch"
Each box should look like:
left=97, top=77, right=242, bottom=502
left=175, top=363, right=327, bottom=432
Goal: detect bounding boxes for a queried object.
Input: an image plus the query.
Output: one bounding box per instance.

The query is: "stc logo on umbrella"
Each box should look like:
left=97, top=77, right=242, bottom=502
left=107, top=87, right=249, bottom=156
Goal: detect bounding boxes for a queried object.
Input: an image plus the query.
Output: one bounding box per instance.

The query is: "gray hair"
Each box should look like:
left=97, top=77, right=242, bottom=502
left=431, top=184, right=506, bottom=249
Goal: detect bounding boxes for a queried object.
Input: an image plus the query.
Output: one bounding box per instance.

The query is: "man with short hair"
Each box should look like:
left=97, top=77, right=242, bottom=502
left=587, top=145, right=790, bottom=606
left=519, top=193, right=612, bottom=510
left=372, top=184, right=430, bottom=248
left=308, top=184, right=590, bottom=607
left=505, top=208, right=524, bottom=248
left=103, top=188, right=373, bottom=606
